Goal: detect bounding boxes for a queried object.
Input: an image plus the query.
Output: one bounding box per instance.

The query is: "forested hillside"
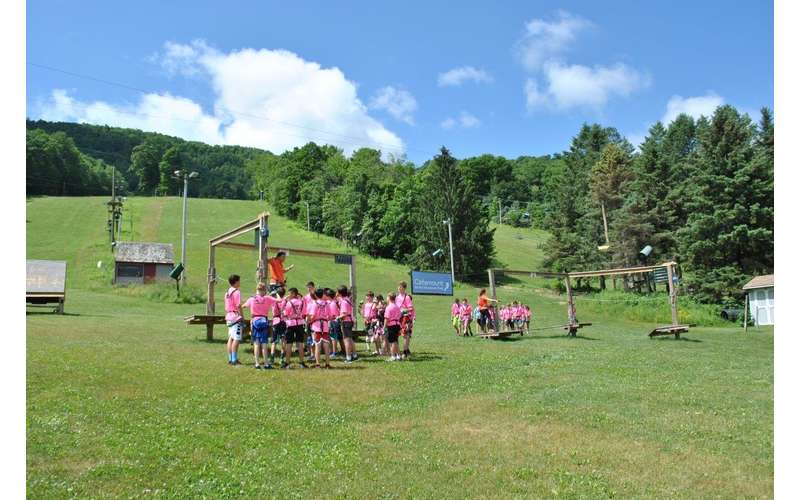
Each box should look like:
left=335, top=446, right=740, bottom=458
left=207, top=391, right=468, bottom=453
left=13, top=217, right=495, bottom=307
left=25, top=104, right=773, bottom=303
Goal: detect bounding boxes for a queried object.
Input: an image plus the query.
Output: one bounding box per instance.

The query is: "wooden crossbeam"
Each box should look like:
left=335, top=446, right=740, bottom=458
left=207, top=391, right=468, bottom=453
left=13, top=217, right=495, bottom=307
left=567, top=262, right=676, bottom=279
left=215, top=242, right=349, bottom=260
left=210, top=212, right=268, bottom=247
left=493, top=268, right=567, bottom=278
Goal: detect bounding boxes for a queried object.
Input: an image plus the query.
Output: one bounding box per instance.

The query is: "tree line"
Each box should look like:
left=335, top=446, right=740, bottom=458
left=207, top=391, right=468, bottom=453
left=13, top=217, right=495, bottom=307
left=26, top=104, right=773, bottom=304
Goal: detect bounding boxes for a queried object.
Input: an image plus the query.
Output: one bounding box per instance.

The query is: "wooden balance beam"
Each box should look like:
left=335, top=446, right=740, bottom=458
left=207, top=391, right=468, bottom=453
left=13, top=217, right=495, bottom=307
left=649, top=324, right=690, bottom=339
left=478, top=329, right=526, bottom=339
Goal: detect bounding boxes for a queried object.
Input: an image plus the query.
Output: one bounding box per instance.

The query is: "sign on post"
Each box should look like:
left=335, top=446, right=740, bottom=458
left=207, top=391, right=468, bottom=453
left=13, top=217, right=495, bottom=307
left=653, top=267, right=668, bottom=284
left=410, top=270, right=453, bottom=296
left=334, top=254, right=353, bottom=265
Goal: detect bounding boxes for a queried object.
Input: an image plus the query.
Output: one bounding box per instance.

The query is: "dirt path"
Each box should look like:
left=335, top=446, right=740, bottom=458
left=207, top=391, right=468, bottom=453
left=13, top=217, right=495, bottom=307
left=139, top=198, right=166, bottom=241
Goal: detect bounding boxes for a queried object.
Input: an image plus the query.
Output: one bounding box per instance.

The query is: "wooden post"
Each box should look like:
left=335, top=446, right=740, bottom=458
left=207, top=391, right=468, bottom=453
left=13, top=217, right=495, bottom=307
left=349, top=256, right=357, bottom=324
left=206, top=243, right=216, bottom=341
left=666, top=263, right=678, bottom=326
left=565, top=275, right=576, bottom=326
left=488, top=269, right=497, bottom=301
left=743, top=292, right=749, bottom=333
left=256, top=214, right=268, bottom=284
left=600, top=201, right=609, bottom=246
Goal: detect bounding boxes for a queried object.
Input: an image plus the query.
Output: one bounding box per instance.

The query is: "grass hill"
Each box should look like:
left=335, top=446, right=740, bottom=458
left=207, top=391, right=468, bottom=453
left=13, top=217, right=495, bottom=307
left=26, top=196, right=773, bottom=498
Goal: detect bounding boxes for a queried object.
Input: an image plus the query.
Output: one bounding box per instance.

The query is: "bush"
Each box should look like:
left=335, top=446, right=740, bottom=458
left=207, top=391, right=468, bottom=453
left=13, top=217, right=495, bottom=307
left=569, top=290, right=729, bottom=327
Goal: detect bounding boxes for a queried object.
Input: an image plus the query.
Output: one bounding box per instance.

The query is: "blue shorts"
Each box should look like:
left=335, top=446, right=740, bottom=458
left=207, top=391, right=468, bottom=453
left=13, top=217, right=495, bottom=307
left=252, top=317, right=270, bottom=344
left=329, top=319, right=342, bottom=340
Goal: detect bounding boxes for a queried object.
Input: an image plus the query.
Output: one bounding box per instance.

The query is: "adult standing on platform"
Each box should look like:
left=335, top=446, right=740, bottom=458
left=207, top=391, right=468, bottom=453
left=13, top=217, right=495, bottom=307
left=268, top=251, right=294, bottom=292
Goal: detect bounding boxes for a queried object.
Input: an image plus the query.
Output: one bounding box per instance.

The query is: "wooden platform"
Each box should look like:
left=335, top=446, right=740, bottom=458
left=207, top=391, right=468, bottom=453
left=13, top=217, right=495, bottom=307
left=649, top=324, right=690, bottom=339
left=478, top=329, right=526, bottom=339
left=564, top=322, right=592, bottom=337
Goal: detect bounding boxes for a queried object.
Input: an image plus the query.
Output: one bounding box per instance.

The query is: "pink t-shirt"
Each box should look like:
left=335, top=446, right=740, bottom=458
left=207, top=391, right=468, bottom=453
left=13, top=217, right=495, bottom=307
left=451, top=303, right=460, bottom=316
left=283, top=297, right=305, bottom=327
left=302, top=293, right=314, bottom=316
left=460, top=303, right=472, bottom=319
left=395, top=293, right=415, bottom=319
left=272, top=298, right=285, bottom=325
left=362, top=301, right=375, bottom=321
left=339, top=297, right=354, bottom=321
left=243, top=294, right=277, bottom=318
left=385, top=302, right=401, bottom=326
left=224, top=287, right=242, bottom=323
left=327, top=299, right=340, bottom=321
left=307, top=299, right=329, bottom=332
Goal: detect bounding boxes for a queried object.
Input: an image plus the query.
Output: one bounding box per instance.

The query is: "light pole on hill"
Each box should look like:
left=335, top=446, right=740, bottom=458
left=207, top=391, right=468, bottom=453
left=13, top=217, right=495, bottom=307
left=174, top=170, right=199, bottom=285
left=443, top=219, right=455, bottom=285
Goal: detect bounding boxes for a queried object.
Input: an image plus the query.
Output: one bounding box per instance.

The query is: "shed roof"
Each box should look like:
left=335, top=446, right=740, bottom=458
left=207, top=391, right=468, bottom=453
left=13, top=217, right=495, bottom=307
left=114, top=242, right=174, bottom=264
left=742, top=274, right=774, bottom=290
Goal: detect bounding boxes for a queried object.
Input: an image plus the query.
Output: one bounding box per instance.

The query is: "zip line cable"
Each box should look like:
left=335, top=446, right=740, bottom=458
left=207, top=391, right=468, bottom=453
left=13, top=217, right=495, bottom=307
left=28, top=62, right=439, bottom=158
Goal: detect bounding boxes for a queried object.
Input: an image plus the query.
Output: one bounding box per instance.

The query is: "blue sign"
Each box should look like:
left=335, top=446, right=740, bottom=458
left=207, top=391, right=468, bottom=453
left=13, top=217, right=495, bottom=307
left=411, top=270, right=453, bottom=296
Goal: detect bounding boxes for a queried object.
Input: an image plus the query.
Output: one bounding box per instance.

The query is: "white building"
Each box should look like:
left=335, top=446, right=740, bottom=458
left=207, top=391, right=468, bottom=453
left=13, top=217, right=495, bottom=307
left=743, top=274, right=774, bottom=326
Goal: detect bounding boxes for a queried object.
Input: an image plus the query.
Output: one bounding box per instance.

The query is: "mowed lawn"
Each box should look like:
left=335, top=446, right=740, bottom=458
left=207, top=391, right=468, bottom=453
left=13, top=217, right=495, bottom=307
left=26, top=197, right=773, bottom=498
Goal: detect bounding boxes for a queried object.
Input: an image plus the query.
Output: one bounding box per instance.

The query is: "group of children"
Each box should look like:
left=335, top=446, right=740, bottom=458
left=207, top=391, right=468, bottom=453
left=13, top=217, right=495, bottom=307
left=450, top=293, right=531, bottom=336
left=359, top=285, right=416, bottom=361
left=224, top=275, right=415, bottom=369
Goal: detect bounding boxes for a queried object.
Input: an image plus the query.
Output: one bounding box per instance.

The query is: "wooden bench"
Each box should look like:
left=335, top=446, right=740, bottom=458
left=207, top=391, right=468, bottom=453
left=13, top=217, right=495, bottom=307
left=26, top=293, right=65, bottom=314
left=649, top=324, right=690, bottom=339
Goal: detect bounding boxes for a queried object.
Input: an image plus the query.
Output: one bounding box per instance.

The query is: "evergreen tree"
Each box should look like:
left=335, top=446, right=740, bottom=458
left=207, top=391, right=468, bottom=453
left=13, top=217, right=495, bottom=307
left=676, top=105, right=772, bottom=303
left=411, top=147, right=495, bottom=278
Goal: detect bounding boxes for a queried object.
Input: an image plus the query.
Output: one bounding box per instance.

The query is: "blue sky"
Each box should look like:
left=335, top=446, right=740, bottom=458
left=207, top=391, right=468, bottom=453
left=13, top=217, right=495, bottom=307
left=27, top=0, right=773, bottom=164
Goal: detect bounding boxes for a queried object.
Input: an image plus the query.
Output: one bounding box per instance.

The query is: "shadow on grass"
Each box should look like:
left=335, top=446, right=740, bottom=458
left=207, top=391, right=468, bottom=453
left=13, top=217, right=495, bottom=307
left=26, top=311, right=114, bottom=318
left=651, top=336, right=702, bottom=343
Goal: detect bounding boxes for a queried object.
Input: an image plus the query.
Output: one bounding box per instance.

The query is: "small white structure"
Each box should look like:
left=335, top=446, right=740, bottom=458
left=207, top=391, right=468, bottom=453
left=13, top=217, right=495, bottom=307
left=743, top=274, right=774, bottom=326
left=114, top=242, right=175, bottom=285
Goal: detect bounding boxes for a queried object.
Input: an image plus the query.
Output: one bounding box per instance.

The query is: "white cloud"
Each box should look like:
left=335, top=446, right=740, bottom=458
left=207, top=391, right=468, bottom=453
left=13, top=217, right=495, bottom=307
left=369, top=86, right=417, bottom=125
left=661, top=93, right=724, bottom=124
left=37, top=41, right=405, bottom=156
left=525, top=62, right=650, bottom=111
left=516, top=10, right=591, bottom=71
left=440, top=111, right=481, bottom=130
left=437, top=66, right=493, bottom=87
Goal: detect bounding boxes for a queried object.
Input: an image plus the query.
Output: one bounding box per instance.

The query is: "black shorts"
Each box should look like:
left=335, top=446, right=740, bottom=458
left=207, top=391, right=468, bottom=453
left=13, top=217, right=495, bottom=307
left=386, top=325, right=401, bottom=343
left=268, top=283, right=283, bottom=293
left=271, top=321, right=286, bottom=344
left=341, top=321, right=354, bottom=339
left=285, top=325, right=305, bottom=344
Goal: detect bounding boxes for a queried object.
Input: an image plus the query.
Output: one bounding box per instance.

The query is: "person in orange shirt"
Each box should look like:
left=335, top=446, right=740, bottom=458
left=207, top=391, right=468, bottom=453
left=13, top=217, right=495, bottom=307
left=477, top=288, right=498, bottom=334
left=268, top=251, right=294, bottom=292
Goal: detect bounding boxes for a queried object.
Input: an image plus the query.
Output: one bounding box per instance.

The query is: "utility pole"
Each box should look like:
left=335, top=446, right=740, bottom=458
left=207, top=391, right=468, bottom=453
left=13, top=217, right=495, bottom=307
left=443, top=219, right=456, bottom=285
left=175, top=170, right=199, bottom=285
left=305, top=201, right=311, bottom=231
left=498, top=199, right=503, bottom=225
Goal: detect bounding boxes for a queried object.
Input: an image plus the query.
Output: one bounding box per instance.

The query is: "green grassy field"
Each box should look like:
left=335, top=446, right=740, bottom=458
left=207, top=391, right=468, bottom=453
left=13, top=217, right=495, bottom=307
left=26, top=196, right=773, bottom=498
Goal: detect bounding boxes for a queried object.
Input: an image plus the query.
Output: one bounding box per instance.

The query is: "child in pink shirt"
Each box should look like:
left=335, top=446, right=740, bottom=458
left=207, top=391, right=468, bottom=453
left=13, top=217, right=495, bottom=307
left=281, top=287, right=307, bottom=368
left=384, top=292, right=403, bottom=361
left=224, top=274, right=244, bottom=365
left=451, top=298, right=461, bottom=336
left=395, top=281, right=415, bottom=359
left=337, top=285, right=358, bottom=363
left=243, top=282, right=279, bottom=369
left=306, top=288, right=332, bottom=368
left=460, top=298, right=473, bottom=336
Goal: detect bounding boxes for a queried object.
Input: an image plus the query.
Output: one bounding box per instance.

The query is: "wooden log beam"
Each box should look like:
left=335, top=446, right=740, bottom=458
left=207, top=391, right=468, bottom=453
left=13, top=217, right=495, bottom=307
left=209, top=212, right=268, bottom=247
left=567, top=262, right=677, bottom=279
left=493, top=268, right=567, bottom=278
